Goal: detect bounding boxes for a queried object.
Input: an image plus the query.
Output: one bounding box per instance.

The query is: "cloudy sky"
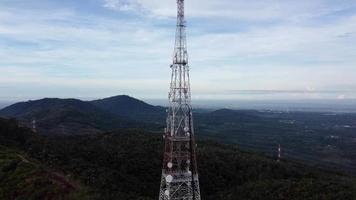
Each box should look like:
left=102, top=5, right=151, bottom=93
left=0, top=0, right=356, bottom=101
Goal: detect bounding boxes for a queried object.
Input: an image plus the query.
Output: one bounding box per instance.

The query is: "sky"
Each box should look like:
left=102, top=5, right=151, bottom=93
left=0, top=0, right=356, bottom=101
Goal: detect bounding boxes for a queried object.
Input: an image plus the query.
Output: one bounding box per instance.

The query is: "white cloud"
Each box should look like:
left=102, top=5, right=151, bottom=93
left=0, top=1, right=356, bottom=100
left=192, top=16, right=356, bottom=61
left=104, top=0, right=356, bottom=22
left=103, top=0, right=141, bottom=12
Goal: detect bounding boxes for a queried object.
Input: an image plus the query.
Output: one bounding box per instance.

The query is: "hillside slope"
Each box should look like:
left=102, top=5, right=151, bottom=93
left=0, top=145, right=88, bottom=200
left=1, top=118, right=356, bottom=200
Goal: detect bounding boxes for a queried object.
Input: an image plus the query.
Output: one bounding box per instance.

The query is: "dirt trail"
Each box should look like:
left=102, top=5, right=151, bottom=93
left=17, top=154, right=30, bottom=163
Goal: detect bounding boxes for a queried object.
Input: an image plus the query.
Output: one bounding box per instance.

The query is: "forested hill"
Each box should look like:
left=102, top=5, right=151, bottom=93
left=2, top=96, right=356, bottom=175
left=0, top=118, right=89, bottom=199
left=0, top=97, right=162, bottom=135
left=1, top=118, right=356, bottom=200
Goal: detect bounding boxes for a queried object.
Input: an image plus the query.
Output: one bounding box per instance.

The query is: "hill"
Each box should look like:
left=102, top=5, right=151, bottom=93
left=90, top=95, right=166, bottom=123
left=0, top=119, right=89, bottom=199
left=195, top=109, right=356, bottom=173
left=2, top=96, right=356, bottom=174
left=1, top=118, right=356, bottom=199
left=0, top=98, right=151, bottom=135
left=0, top=145, right=88, bottom=200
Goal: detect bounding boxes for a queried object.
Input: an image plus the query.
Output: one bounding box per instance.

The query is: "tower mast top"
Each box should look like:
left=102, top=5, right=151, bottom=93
left=173, top=0, right=188, bottom=65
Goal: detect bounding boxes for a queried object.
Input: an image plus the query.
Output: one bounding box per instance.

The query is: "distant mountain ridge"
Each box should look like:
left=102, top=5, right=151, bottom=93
left=0, top=96, right=163, bottom=135
left=2, top=95, right=356, bottom=175
left=0, top=95, right=259, bottom=136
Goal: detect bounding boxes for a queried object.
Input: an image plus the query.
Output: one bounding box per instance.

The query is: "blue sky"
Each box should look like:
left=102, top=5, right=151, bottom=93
left=0, top=0, right=356, bottom=101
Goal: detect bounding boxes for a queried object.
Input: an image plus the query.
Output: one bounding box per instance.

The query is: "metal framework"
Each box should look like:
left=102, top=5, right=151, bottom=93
left=159, top=0, right=201, bottom=199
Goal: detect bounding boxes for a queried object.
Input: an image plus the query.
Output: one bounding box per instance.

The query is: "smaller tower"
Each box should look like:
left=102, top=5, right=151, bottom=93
left=32, top=119, right=37, bottom=133
left=277, top=144, right=281, bottom=162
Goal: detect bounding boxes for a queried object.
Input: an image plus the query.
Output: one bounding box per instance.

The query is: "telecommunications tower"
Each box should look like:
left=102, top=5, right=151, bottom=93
left=32, top=119, right=37, bottom=133
left=277, top=144, right=281, bottom=162
left=158, top=0, right=201, bottom=199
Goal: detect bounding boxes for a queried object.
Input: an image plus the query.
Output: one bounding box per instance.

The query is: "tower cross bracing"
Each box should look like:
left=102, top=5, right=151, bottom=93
left=158, top=0, right=201, bottom=199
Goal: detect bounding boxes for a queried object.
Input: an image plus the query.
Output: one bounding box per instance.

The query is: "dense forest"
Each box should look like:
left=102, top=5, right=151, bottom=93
left=2, top=118, right=356, bottom=199
left=2, top=96, right=356, bottom=174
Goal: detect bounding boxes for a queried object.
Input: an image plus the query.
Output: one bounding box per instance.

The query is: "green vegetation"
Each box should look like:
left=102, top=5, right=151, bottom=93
left=194, top=109, right=356, bottom=173
left=0, top=145, right=88, bottom=200
left=2, top=96, right=356, bottom=174
left=0, top=98, right=162, bottom=135
left=1, top=118, right=356, bottom=199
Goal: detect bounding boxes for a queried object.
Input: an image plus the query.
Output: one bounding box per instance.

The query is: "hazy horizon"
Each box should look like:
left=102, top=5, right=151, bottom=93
left=1, top=96, right=356, bottom=113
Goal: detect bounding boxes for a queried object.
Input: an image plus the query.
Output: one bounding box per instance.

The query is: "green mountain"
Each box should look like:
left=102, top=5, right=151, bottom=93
left=1, top=118, right=356, bottom=200
left=90, top=95, right=166, bottom=123
left=2, top=96, right=356, bottom=175
left=0, top=98, right=156, bottom=135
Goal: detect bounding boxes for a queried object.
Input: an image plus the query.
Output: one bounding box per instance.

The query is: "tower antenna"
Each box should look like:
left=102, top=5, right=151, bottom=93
left=158, top=0, right=201, bottom=199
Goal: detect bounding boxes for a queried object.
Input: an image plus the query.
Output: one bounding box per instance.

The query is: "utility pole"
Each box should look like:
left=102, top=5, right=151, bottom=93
left=158, top=0, right=201, bottom=199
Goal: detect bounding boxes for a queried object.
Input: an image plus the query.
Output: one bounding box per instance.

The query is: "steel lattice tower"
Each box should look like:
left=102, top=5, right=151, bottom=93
left=158, top=0, right=201, bottom=199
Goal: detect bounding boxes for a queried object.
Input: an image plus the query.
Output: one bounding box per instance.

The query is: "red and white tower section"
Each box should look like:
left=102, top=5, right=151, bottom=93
left=159, top=0, right=201, bottom=199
